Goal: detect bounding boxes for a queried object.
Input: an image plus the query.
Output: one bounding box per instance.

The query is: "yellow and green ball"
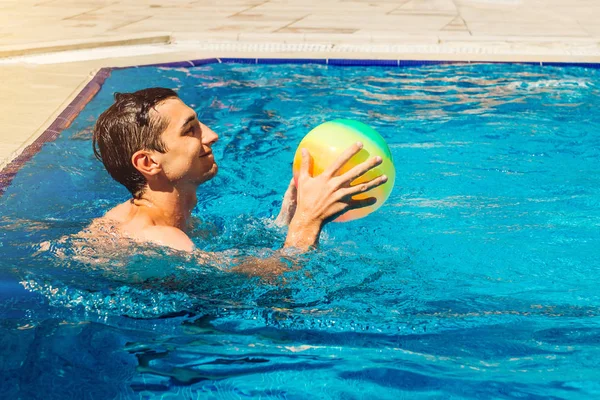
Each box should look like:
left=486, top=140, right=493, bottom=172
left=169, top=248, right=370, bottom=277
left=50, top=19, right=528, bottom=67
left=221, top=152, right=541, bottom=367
left=292, top=119, right=395, bottom=222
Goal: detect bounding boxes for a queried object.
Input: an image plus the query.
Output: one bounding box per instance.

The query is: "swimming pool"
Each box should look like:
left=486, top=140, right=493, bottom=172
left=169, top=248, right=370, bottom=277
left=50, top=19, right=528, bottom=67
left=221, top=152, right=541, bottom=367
left=1, top=59, right=599, bottom=399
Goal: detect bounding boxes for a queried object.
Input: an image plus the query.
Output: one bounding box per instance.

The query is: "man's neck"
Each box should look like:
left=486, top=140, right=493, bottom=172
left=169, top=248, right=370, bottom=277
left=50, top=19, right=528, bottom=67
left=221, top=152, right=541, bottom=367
left=134, top=186, right=197, bottom=231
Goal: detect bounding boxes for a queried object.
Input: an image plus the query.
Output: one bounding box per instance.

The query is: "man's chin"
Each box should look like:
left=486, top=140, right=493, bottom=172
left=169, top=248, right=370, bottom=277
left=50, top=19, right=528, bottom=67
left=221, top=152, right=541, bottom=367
left=209, top=163, right=218, bottom=178
left=198, top=164, right=218, bottom=184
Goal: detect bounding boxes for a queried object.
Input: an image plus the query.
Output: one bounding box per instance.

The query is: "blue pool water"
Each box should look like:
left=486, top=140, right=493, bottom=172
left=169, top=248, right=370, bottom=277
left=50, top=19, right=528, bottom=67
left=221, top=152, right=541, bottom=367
left=1, top=62, right=599, bottom=399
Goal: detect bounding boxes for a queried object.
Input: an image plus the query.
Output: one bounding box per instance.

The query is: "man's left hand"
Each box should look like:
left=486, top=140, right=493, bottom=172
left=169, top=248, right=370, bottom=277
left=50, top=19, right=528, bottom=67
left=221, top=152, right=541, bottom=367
left=275, top=178, right=297, bottom=227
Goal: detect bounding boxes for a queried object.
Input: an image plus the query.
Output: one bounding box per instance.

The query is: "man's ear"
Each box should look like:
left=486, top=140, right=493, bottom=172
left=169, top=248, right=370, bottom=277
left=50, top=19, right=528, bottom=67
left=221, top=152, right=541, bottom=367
left=132, top=150, right=161, bottom=177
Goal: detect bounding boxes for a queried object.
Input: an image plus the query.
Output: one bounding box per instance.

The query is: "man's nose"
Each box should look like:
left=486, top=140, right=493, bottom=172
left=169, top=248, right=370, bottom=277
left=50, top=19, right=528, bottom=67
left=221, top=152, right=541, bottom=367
left=204, top=129, right=219, bottom=147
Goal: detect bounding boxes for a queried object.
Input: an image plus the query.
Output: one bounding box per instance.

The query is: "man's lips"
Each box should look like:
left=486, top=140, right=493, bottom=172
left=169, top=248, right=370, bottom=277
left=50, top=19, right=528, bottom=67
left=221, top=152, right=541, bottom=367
left=200, top=151, right=213, bottom=158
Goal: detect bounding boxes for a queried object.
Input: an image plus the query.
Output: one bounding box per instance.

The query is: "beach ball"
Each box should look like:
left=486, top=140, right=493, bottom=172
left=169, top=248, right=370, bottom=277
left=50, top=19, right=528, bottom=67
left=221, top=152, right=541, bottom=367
left=292, top=119, right=395, bottom=222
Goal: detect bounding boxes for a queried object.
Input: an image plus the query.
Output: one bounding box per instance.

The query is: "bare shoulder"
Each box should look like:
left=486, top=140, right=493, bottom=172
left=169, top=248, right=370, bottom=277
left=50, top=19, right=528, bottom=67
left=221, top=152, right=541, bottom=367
left=76, top=201, right=130, bottom=240
left=72, top=221, right=194, bottom=253
left=141, top=226, right=195, bottom=252
left=74, top=201, right=194, bottom=252
left=103, top=201, right=133, bottom=222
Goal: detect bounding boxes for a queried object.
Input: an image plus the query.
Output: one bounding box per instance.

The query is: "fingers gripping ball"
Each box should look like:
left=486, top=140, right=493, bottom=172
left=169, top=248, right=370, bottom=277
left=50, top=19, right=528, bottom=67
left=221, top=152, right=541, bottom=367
left=292, top=119, right=395, bottom=222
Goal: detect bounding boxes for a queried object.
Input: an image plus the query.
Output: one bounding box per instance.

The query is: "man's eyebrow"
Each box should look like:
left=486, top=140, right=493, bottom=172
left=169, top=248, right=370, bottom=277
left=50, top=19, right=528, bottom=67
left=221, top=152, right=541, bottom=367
left=179, top=114, right=197, bottom=131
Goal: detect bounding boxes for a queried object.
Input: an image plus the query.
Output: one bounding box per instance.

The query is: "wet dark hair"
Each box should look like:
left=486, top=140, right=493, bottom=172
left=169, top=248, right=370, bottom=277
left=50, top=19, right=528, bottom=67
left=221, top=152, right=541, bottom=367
left=92, top=87, right=178, bottom=198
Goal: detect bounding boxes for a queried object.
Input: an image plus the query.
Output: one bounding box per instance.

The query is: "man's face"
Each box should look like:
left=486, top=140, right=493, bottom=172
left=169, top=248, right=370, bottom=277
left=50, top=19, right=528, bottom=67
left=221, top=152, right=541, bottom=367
left=153, top=98, right=219, bottom=186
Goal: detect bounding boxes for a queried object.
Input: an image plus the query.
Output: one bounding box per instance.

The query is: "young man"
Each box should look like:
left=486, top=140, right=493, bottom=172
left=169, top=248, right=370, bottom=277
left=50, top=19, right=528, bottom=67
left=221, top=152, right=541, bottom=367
left=91, top=88, right=388, bottom=252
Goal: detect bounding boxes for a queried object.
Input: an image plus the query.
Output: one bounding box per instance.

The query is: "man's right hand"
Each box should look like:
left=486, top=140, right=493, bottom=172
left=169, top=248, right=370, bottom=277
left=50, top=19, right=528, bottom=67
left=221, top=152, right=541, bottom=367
left=284, top=142, right=388, bottom=250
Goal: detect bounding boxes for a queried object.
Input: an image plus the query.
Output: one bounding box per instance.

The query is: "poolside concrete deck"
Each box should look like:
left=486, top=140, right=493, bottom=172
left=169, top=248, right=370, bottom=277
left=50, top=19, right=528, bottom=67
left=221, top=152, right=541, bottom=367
left=2, top=0, right=600, bottom=168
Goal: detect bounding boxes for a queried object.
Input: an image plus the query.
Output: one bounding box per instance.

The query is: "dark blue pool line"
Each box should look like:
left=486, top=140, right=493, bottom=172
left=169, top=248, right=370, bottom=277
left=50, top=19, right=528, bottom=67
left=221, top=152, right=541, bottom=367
left=2, top=56, right=600, bottom=196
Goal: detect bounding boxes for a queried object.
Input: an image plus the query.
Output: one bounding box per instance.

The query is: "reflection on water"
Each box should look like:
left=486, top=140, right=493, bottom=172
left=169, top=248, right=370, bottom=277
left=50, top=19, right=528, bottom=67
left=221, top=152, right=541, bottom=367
left=1, top=63, right=600, bottom=399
